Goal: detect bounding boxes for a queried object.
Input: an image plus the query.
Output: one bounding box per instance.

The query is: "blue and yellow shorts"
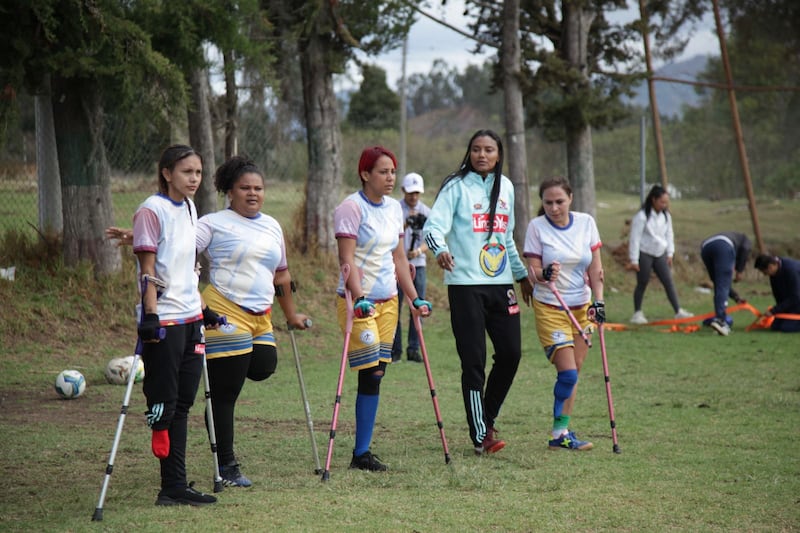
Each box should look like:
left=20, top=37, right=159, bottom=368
left=203, top=284, right=275, bottom=360
left=336, top=295, right=398, bottom=371
left=532, top=299, right=593, bottom=362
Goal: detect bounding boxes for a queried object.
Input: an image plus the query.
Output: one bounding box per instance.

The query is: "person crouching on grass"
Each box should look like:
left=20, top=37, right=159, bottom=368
left=132, top=144, right=222, bottom=506
left=334, top=146, right=432, bottom=471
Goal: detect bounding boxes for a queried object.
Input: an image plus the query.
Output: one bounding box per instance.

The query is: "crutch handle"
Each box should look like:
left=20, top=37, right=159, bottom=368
left=288, top=318, right=313, bottom=330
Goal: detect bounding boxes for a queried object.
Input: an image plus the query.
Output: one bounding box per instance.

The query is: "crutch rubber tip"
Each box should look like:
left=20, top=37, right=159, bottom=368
left=91, top=509, right=103, bottom=522
left=445, top=454, right=452, bottom=465
left=321, top=471, right=330, bottom=482
left=213, top=481, right=224, bottom=493
left=613, top=445, right=621, bottom=454
left=314, top=468, right=324, bottom=475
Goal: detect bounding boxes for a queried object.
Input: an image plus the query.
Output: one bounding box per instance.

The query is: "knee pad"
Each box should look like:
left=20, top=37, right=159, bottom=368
left=357, top=364, right=385, bottom=395
left=554, top=369, right=578, bottom=402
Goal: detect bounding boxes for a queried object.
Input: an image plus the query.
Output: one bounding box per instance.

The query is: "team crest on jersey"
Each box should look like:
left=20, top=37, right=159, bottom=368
left=550, top=330, right=567, bottom=344
left=498, top=198, right=508, bottom=210
left=478, top=241, right=507, bottom=277
left=360, top=329, right=376, bottom=345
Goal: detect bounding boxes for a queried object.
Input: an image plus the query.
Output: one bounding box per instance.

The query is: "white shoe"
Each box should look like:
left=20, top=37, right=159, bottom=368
left=674, top=308, right=693, bottom=319
left=630, top=310, right=648, bottom=324
left=709, top=318, right=730, bottom=336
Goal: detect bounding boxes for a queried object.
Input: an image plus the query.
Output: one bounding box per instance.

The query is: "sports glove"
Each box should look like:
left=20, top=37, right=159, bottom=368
left=412, top=297, right=432, bottom=313
left=353, top=296, right=375, bottom=319
left=138, top=313, right=163, bottom=343
left=542, top=264, right=555, bottom=281
left=588, top=301, right=606, bottom=324
left=202, top=306, right=221, bottom=327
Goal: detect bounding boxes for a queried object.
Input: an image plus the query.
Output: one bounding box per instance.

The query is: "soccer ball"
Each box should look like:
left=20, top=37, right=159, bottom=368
left=104, top=356, right=145, bottom=385
left=55, top=370, right=86, bottom=399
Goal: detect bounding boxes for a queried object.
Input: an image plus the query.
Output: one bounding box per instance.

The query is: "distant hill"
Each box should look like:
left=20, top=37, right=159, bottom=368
left=627, top=55, right=714, bottom=117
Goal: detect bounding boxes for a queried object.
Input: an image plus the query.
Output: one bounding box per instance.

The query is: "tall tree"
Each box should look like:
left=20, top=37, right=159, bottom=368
left=347, top=64, right=400, bottom=129
left=0, top=0, right=184, bottom=274
left=265, top=0, right=413, bottom=252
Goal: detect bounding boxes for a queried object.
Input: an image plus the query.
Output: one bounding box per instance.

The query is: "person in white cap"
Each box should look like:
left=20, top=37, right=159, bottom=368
left=391, top=172, right=432, bottom=363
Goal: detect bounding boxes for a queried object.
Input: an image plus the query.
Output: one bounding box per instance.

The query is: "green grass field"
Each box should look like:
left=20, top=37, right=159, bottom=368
left=0, top=190, right=798, bottom=531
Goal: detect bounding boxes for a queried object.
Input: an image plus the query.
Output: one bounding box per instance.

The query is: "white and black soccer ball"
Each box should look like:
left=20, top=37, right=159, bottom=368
left=104, top=356, right=145, bottom=385
left=55, top=370, right=86, bottom=399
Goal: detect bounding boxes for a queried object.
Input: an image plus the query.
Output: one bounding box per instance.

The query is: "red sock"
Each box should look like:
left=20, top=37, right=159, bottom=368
left=151, top=429, right=170, bottom=459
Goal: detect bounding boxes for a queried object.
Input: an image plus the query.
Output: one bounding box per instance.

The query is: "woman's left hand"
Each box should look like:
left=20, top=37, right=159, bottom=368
left=288, top=313, right=311, bottom=330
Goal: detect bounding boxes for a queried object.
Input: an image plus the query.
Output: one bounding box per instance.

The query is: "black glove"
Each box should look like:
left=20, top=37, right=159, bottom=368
left=202, top=306, right=221, bottom=327
left=588, top=301, right=606, bottom=324
left=138, top=313, right=163, bottom=343
left=542, top=264, right=554, bottom=281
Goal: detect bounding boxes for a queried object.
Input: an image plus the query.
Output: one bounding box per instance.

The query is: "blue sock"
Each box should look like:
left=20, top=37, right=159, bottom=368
left=354, top=393, right=380, bottom=457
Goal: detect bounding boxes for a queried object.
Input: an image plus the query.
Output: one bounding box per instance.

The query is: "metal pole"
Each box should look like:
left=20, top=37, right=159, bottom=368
left=711, top=0, right=764, bottom=253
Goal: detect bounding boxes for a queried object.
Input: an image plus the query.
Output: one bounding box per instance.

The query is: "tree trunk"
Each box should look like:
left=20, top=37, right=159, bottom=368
left=562, top=1, right=596, bottom=217
left=299, top=31, right=342, bottom=253
left=34, top=74, right=62, bottom=236
left=50, top=75, right=120, bottom=275
left=187, top=66, right=217, bottom=217
left=223, top=49, right=238, bottom=160
left=501, top=0, right=530, bottom=246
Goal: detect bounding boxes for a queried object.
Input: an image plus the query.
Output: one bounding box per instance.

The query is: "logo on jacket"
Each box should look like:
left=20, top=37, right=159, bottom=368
left=472, top=213, right=509, bottom=233
left=479, top=241, right=507, bottom=277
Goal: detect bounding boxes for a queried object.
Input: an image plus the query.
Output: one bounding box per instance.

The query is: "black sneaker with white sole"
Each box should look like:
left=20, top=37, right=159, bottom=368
left=349, top=450, right=388, bottom=472
left=155, top=482, right=217, bottom=506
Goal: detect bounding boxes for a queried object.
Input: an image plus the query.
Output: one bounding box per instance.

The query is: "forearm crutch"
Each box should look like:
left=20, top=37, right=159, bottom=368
left=406, top=265, right=451, bottom=464
left=288, top=317, right=322, bottom=475
left=201, top=350, right=225, bottom=492
left=597, top=324, right=621, bottom=454
left=92, top=275, right=165, bottom=521
left=547, top=280, right=592, bottom=347
left=321, top=264, right=353, bottom=481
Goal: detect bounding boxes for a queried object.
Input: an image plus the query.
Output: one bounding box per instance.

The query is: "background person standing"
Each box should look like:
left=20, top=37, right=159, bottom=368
left=628, top=185, right=692, bottom=324
left=391, top=172, right=431, bottom=363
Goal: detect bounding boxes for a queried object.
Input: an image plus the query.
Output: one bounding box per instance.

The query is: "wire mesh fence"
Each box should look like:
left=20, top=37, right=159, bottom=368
left=0, top=92, right=310, bottom=238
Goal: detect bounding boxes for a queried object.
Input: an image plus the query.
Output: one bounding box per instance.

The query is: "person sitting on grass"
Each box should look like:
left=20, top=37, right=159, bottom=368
left=754, top=254, right=800, bottom=333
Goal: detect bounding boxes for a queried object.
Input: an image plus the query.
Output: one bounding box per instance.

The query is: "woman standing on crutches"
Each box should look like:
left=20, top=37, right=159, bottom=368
left=197, top=156, right=310, bottom=487
left=524, top=176, right=605, bottom=452
left=333, top=146, right=432, bottom=472
left=132, top=145, right=222, bottom=505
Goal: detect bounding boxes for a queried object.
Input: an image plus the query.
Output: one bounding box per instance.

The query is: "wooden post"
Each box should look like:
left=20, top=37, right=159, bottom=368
left=712, top=0, right=764, bottom=253
left=638, top=0, right=668, bottom=189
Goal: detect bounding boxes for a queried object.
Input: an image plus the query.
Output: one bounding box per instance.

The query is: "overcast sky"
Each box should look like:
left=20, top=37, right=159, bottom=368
left=346, top=1, right=719, bottom=91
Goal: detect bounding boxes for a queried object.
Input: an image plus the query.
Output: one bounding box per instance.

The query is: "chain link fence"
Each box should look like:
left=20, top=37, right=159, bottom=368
left=0, top=91, right=310, bottom=238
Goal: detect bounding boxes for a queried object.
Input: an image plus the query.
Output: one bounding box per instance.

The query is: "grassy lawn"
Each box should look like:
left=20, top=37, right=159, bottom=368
left=0, top=188, right=798, bottom=531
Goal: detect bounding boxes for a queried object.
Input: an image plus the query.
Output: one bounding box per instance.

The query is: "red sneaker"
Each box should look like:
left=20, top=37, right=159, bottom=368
left=474, top=426, right=505, bottom=455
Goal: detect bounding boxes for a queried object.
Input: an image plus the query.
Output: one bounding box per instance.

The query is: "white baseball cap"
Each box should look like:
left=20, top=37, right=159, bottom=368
left=402, top=172, right=424, bottom=193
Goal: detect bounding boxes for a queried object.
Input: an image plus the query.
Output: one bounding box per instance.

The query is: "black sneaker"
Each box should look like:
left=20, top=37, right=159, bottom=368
left=349, top=451, right=388, bottom=472
left=220, top=462, right=252, bottom=487
left=407, top=349, right=422, bottom=363
left=155, top=482, right=217, bottom=506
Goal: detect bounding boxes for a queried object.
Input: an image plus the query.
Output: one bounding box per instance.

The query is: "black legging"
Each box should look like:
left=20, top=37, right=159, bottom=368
left=206, top=344, right=277, bottom=464
left=633, top=252, right=681, bottom=313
